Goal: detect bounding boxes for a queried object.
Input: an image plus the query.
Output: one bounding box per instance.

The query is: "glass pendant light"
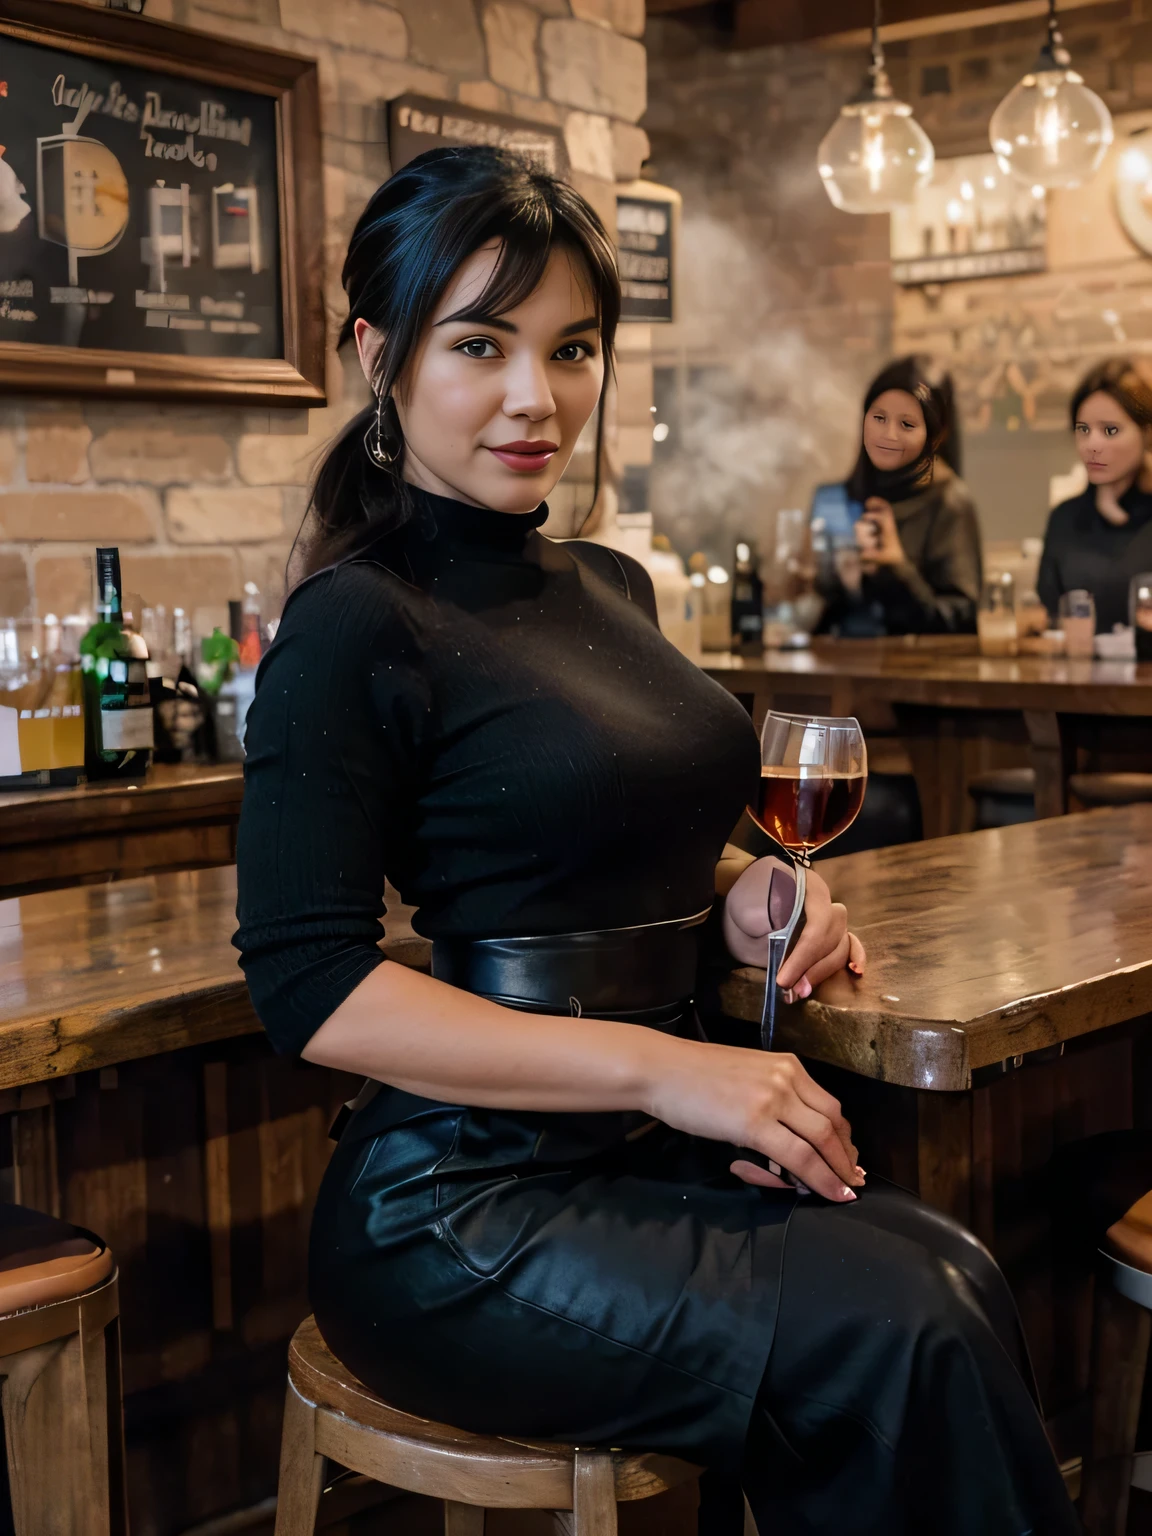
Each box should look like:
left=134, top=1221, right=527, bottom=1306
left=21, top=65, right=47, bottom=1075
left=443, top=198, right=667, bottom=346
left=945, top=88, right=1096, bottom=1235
left=989, top=0, right=1112, bottom=189
left=817, top=0, right=935, bottom=215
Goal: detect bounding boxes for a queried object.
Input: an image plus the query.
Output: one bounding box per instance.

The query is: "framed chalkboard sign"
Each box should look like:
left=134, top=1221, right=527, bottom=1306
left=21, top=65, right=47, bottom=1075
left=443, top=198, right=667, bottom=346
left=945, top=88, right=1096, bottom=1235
left=388, top=94, right=569, bottom=177
left=616, top=181, right=680, bottom=324
left=0, top=0, right=324, bottom=405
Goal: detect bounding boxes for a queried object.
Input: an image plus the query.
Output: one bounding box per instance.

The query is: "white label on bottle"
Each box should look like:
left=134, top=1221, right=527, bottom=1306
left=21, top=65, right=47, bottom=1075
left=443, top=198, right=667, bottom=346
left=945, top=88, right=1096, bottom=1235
left=0, top=705, right=18, bottom=776
left=100, top=707, right=154, bottom=751
left=109, top=660, right=128, bottom=683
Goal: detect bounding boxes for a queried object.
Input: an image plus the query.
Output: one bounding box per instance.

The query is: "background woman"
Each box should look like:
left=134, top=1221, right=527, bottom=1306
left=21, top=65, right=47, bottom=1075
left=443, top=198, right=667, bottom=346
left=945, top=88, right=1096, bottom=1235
left=234, top=148, right=1075, bottom=1536
left=1039, top=357, right=1152, bottom=630
left=815, top=355, right=983, bottom=635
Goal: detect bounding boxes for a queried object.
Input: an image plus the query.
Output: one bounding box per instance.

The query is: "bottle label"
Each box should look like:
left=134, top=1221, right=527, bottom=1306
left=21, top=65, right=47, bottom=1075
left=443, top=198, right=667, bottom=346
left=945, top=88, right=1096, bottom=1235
left=100, top=707, right=154, bottom=751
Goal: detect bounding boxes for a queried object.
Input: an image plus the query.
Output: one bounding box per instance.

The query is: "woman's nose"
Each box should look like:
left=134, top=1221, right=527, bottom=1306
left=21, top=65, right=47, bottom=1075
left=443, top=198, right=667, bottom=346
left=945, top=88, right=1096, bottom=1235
left=503, top=357, right=555, bottom=421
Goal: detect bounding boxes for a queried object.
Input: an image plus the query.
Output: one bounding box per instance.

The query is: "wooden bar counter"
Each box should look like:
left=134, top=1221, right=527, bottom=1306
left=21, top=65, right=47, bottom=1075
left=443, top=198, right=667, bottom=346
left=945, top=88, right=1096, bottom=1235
left=0, top=762, right=244, bottom=899
left=3, top=809, right=1151, bottom=1523
left=704, top=641, right=1152, bottom=835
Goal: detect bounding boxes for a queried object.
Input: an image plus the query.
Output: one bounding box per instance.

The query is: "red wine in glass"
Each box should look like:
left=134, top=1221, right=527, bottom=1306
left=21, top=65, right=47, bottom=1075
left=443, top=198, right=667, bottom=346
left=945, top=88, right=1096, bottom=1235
left=752, top=767, right=867, bottom=858
left=747, top=713, right=867, bottom=865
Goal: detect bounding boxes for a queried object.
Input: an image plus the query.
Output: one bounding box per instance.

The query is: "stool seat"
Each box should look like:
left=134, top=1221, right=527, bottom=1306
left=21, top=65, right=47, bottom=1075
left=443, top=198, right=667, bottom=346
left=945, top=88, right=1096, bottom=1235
left=968, top=768, right=1036, bottom=797
left=288, top=1317, right=696, bottom=1508
left=276, top=1318, right=700, bottom=1535
left=0, top=1205, right=113, bottom=1315
left=1069, top=773, right=1152, bottom=808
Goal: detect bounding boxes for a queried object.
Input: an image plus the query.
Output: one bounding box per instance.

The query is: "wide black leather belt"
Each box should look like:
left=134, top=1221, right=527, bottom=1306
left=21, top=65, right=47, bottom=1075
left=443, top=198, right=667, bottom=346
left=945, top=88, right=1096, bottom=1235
left=330, top=909, right=712, bottom=1148
left=430, top=907, right=711, bottom=1020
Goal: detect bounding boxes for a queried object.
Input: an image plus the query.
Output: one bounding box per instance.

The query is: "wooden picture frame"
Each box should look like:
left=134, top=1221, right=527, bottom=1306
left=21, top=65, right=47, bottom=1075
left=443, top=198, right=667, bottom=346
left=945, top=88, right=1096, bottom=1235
left=0, top=0, right=324, bottom=405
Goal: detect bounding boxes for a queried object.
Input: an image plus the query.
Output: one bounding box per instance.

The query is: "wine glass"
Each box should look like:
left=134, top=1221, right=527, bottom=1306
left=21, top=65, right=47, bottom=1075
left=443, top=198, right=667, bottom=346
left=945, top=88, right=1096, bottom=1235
left=743, top=712, right=867, bottom=1056
left=747, top=711, right=868, bottom=868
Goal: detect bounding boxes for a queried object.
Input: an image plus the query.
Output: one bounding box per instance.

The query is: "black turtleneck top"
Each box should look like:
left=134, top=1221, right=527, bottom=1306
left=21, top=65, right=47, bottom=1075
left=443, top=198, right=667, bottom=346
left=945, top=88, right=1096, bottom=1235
left=234, top=490, right=760, bottom=1056
left=1038, top=484, right=1152, bottom=631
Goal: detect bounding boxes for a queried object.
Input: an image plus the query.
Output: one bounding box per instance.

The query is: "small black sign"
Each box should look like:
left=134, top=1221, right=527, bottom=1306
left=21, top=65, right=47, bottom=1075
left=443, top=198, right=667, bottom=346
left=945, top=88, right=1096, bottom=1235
left=616, top=192, right=674, bottom=323
left=387, top=95, right=568, bottom=177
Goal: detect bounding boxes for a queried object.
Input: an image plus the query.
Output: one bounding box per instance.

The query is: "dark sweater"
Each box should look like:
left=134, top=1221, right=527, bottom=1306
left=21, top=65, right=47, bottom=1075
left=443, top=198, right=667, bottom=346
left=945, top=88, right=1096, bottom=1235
left=233, top=488, right=760, bottom=1056
left=1038, top=485, right=1152, bottom=632
left=818, top=465, right=983, bottom=635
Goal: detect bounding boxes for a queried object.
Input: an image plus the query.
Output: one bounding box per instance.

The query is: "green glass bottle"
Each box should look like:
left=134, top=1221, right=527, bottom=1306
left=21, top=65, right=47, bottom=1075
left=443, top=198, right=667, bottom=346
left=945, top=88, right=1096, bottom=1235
left=80, top=547, right=154, bottom=782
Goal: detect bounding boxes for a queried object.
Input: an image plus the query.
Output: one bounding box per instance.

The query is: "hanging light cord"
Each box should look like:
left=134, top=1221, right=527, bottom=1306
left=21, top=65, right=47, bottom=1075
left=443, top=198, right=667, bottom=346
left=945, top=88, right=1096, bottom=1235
left=872, top=0, right=883, bottom=72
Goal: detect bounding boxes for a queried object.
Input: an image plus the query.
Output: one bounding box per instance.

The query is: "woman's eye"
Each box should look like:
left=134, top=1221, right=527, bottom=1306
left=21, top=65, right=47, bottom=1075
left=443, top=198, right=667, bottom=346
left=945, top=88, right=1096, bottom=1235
left=553, top=342, right=591, bottom=362
left=456, top=338, right=500, bottom=359
left=1106, top=425, right=1119, bottom=436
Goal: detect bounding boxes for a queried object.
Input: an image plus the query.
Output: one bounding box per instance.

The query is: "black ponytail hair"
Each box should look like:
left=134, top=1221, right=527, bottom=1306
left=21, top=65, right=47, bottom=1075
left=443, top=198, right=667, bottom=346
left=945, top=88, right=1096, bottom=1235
left=301, top=146, right=621, bottom=576
left=846, top=354, right=962, bottom=504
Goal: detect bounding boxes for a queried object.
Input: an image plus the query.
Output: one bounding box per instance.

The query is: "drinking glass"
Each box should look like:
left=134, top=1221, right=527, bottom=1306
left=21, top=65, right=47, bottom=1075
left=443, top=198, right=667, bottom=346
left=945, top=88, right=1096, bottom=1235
left=1059, top=589, right=1096, bottom=659
left=1131, top=574, right=1152, bottom=662
left=744, top=711, right=867, bottom=1053
left=748, top=711, right=868, bottom=868
left=978, top=573, right=1017, bottom=657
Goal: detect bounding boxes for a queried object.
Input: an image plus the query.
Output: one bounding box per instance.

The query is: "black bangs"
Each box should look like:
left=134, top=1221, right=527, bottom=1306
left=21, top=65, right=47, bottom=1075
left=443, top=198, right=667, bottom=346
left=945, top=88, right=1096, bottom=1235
left=300, top=147, right=620, bottom=577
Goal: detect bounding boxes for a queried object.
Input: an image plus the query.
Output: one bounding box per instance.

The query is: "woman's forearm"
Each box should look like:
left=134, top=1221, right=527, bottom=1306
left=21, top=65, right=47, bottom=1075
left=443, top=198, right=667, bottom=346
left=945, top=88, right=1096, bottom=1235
left=301, top=957, right=686, bottom=1113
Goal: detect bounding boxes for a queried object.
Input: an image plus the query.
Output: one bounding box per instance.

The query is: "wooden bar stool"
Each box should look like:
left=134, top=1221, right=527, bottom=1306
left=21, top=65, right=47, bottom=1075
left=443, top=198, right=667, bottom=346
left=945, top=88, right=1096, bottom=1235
left=1080, top=1187, right=1152, bottom=1536
left=275, top=1317, right=700, bottom=1536
left=0, top=1203, right=126, bottom=1536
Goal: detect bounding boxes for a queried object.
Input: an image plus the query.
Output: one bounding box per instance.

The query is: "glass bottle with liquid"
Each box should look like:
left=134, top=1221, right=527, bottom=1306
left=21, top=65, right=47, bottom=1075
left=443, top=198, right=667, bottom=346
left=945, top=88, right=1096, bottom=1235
left=80, top=546, right=154, bottom=781
left=730, top=539, right=764, bottom=656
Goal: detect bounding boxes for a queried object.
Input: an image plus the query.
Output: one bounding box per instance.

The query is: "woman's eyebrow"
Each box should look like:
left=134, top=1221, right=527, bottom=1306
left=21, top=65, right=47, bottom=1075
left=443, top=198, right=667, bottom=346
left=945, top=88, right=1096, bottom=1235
left=436, top=310, right=517, bottom=331
left=561, top=315, right=599, bottom=336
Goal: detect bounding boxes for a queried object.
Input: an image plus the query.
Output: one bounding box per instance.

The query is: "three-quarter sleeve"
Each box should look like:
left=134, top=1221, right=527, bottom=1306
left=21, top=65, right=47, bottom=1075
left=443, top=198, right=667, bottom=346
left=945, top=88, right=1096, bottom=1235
left=233, top=565, right=430, bottom=1056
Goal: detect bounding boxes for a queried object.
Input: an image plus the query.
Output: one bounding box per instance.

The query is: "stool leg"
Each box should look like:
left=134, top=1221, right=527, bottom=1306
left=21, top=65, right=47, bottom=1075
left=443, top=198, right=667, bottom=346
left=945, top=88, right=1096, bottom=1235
left=274, top=1381, right=326, bottom=1536
left=573, top=1452, right=617, bottom=1536
left=0, top=1328, right=111, bottom=1536
left=445, top=1502, right=486, bottom=1536
left=1080, top=1281, right=1152, bottom=1536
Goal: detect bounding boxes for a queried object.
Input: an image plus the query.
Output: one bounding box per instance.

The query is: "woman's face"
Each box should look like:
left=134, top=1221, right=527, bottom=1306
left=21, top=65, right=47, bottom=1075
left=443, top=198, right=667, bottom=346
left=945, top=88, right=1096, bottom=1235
left=1074, top=390, right=1149, bottom=487
left=862, top=388, right=928, bottom=473
left=355, top=240, right=605, bottom=512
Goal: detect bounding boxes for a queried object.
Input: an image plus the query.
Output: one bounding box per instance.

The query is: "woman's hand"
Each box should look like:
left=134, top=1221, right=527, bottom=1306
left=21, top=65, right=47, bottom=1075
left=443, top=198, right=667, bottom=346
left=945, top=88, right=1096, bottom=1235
left=646, top=1037, right=864, bottom=1201
left=855, top=497, right=906, bottom=568
left=722, top=857, right=865, bottom=998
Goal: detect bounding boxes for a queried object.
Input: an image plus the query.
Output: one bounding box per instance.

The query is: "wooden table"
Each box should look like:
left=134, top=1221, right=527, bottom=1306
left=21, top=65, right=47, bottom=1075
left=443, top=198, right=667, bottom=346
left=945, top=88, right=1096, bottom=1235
left=720, top=805, right=1152, bottom=1455
left=704, top=642, right=1152, bottom=835
left=3, top=809, right=1150, bottom=1519
left=0, top=762, right=244, bottom=899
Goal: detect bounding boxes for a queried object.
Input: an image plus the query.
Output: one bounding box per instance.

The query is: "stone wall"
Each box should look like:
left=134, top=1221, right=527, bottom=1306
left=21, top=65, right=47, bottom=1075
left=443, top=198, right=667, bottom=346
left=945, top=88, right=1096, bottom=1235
left=0, top=0, right=651, bottom=624
left=643, top=1, right=1152, bottom=556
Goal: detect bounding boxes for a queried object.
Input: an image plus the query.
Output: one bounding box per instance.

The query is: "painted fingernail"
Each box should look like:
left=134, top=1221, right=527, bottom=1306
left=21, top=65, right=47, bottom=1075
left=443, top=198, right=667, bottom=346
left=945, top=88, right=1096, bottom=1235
left=848, top=961, right=863, bottom=976
left=797, top=977, right=812, bottom=999
left=841, top=1187, right=857, bottom=1201
left=781, top=987, right=795, bottom=1005
left=855, top=1166, right=867, bottom=1180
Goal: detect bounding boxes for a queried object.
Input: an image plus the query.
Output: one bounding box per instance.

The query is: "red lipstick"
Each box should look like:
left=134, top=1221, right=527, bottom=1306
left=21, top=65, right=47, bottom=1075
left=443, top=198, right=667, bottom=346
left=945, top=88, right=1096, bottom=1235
left=488, top=439, right=558, bottom=473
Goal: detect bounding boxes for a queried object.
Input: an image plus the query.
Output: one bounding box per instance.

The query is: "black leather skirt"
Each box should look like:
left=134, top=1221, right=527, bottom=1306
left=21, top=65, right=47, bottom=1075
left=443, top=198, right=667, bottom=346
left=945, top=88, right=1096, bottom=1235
left=308, top=915, right=1061, bottom=1510
left=310, top=911, right=795, bottom=1472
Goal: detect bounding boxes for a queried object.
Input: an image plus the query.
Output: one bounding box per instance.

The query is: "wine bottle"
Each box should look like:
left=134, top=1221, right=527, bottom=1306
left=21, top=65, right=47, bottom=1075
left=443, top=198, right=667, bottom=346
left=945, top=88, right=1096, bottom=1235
left=80, top=547, right=154, bottom=782
left=730, top=539, right=764, bottom=656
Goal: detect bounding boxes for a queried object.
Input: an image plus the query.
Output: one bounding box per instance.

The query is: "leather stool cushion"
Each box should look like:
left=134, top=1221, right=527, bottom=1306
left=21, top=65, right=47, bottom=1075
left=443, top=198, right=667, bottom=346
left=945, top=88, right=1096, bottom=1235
left=1069, top=773, right=1152, bottom=808
left=967, top=768, right=1036, bottom=798
left=1106, top=1191, right=1152, bottom=1275
left=0, top=1204, right=113, bottom=1314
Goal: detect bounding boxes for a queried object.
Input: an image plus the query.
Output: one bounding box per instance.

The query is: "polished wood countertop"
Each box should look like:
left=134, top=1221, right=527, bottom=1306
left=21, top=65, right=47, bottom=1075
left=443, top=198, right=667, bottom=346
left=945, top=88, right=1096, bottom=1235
left=3, top=805, right=1152, bottom=1094
left=0, top=762, right=244, bottom=846
left=704, top=643, right=1152, bottom=715
left=721, top=803, right=1152, bottom=1089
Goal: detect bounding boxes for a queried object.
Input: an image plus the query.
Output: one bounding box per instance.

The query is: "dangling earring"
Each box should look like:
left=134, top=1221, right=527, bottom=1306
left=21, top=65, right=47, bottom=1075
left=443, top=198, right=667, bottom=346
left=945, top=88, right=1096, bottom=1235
left=364, top=393, right=403, bottom=468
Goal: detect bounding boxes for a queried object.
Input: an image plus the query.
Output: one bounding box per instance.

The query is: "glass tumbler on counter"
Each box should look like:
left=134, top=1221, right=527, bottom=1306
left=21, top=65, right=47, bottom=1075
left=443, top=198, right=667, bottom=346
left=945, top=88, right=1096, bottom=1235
left=1059, top=589, right=1097, bottom=659
left=1131, top=574, right=1152, bottom=662
left=978, top=573, right=1018, bottom=657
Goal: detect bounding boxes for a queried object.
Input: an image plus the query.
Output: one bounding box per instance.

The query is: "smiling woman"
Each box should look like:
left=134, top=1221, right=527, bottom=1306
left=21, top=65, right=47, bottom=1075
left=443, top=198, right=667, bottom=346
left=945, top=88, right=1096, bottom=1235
left=234, top=148, right=1077, bottom=1536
